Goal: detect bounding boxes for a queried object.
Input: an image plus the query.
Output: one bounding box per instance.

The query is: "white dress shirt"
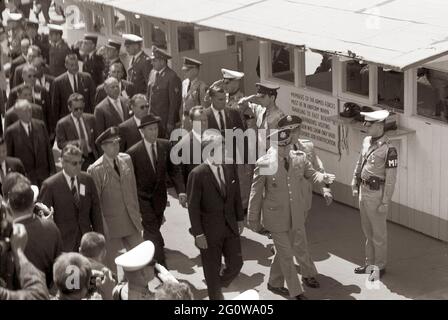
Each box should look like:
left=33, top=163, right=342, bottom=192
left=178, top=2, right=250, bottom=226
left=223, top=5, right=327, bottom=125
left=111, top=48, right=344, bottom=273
left=62, top=170, right=78, bottom=192
left=108, top=97, right=124, bottom=120
left=71, top=114, right=92, bottom=153
left=211, top=105, right=226, bottom=131
left=206, top=159, right=226, bottom=187
left=143, top=139, right=158, bottom=170
left=134, top=116, right=144, bottom=137
left=20, top=121, right=31, bottom=136
left=67, top=72, right=78, bottom=92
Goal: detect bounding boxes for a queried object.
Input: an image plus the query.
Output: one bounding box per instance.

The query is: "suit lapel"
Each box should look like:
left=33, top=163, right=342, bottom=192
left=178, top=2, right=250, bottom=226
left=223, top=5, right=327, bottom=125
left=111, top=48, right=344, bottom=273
left=107, top=99, right=123, bottom=123
left=19, top=123, right=34, bottom=152
left=69, top=116, right=80, bottom=139
left=104, top=156, right=120, bottom=181
left=224, top=109, right=232, bottom=130
left=207, top=109, right=219, bottom=131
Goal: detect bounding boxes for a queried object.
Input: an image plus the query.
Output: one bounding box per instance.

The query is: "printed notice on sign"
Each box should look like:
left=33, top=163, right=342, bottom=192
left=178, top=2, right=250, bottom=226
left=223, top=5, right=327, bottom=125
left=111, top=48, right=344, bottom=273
left=290, top=89, right=339, bottom=154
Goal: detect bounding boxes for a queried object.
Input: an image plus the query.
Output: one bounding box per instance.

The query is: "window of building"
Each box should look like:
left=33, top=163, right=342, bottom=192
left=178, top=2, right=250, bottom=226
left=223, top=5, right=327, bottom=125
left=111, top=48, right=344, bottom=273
left=416, top=67, right=448, bottom=121
left=152, top=25, right=167, bottom=50
left=130, top=21, right=141, bottom=37
left=343, top=60, right=369, bottom=97
left=305, top=51, right=332, bottom=92
left=93, top=14, right=106, bottom=34
left=270, top=43, right=294, bottom=83
left=112, top=9, right=126, bottom=36
left=177, top=26, right=195, bottom=52
left=377, top=67, right=404, bottom=112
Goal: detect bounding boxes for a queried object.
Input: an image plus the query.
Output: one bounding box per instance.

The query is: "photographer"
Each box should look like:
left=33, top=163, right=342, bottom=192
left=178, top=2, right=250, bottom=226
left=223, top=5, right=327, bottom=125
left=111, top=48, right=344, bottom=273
left=3, top=172, right=63, bottom=289
left=0, top=223, right=49, bottom=300
left=52, top=252, right=114, bottom=300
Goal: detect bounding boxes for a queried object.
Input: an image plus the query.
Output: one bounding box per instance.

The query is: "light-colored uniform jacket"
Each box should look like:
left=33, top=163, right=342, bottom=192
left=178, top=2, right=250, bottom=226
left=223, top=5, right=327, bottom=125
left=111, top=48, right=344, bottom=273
left=87, top=153, right=143, bottom=239
left=248, top=148, right=326, bottom=233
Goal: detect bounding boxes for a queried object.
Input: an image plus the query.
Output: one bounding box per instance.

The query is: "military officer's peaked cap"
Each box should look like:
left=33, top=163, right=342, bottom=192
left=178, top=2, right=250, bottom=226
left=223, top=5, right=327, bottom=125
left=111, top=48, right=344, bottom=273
left=182, top=57, right=202, bottom=70
left=115, top=241, right=155, bottom=272
left=278, top=115, right=302, bottom=130
left=361, top=109, right=390, bottom=122
left=138, top=114, right=161, bottom=129
left=268, top=128, right=291, bottom=146
left=150, top=46, right=172, bottom=60
left=221, top=68, right=244, bottom=80
left=8, top=12, right=23, bottom=22
left=48, top=24, right=64, bottom=33
left=122, top=34, right=143, bottom=45
left=106, top=39, right=122, bottom=51
left=95, top=126, right=121, bottom=146
left=84, top=33, right=98, bottom=45
left=256, top=82, right=280, bottom=95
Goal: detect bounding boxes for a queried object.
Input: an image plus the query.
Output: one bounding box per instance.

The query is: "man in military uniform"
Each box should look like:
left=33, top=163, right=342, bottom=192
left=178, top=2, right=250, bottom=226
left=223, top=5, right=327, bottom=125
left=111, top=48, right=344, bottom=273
left=278, top=115, right=333, bottom=219
left=48, top=24, right=71, bottom=77
left=352, top=109, right=398, bottom=281
left=123, top=34, right=152, bottom=95
left=81, top=34, right=106, bottom=87
left=147, top=46, right=182, bottom=139
left=180, top=57, right=208, bottom=131
left=238, top=83, right=285, bottom=157
left=104, top=39, right=126, bottom=81
left=87, top=127, right=143, bottom=272
left=247, top=127, right=335, bottom=299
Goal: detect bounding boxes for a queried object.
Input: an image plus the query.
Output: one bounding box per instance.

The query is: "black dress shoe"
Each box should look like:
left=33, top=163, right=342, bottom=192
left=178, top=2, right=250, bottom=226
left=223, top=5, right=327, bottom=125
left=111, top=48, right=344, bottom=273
left=295, top=294, right=308, bottom=300
left=267, top=284, right=289, bottom=296
left=303, top=277, right=320, bottom=288
left=354, top=265, right=369, bottom=274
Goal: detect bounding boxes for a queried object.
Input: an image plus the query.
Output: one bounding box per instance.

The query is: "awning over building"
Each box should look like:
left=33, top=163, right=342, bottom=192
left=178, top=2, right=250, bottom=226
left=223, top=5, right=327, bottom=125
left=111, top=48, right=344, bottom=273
left=80, top=0, right=448, bottom=70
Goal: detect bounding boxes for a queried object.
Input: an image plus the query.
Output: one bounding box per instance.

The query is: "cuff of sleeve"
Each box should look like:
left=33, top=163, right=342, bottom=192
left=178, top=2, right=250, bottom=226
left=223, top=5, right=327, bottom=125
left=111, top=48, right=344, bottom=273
left=323, top=187, right=332, bottom=193
left=179, top=193, right=187, bottom=197
left=195, top=234, right=204, bottom=238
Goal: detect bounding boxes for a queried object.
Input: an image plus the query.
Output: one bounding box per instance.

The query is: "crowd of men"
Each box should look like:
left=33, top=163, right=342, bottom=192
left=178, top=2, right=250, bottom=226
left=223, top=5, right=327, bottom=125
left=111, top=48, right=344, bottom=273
left=0, top=6, right=398, bottom=301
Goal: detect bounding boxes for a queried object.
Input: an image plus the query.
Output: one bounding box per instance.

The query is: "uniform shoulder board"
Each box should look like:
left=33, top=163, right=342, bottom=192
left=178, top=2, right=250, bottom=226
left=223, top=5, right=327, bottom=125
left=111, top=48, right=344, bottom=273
left=385, top=147, right=398, bottom=168
left=256, top=153, right=273, bottom=168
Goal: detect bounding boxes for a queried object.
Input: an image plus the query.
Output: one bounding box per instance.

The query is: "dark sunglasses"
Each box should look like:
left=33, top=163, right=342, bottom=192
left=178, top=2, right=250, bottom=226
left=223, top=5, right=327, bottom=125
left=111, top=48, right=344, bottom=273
left=63, top=158, right=84, bottom=166
left=138, top=104, right=150, bottom=110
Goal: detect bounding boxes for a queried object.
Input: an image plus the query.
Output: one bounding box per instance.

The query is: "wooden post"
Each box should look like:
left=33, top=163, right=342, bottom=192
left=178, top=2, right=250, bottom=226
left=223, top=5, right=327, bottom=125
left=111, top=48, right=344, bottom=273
left=404, top=68, right=417, bottom=117
left=294, top=48, right=305, bottom=88
left=369, top=64, right=378, bottom=105
left=259, top=41, right=270, bottom=81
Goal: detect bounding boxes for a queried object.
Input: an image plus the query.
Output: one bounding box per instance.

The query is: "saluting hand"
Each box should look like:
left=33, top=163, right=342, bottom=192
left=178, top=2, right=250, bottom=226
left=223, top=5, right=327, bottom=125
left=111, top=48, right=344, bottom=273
left=322, top=173, right=336, bottom=185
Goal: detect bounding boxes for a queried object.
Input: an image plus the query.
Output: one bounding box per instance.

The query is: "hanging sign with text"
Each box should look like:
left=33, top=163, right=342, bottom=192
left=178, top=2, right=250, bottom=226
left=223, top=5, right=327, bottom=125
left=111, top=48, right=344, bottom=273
left=289, top=88, right=339, bottom=154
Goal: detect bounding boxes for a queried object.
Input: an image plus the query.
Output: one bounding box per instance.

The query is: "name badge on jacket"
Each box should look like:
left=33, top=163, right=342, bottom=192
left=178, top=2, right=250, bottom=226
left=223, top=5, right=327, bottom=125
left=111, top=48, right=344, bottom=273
left=79, top=184, right=86, bottom=196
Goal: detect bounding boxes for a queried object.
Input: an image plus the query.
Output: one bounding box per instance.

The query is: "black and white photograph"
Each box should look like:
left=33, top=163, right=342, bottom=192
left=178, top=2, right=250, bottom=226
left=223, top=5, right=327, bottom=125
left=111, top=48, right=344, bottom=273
left=1, top=0, right=448, bottom=310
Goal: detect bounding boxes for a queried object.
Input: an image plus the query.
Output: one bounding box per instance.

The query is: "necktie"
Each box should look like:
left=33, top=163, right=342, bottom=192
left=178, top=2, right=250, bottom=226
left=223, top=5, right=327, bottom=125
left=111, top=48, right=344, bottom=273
left=112, top=99, right=124, bottom=121
left=218, top=110, right=225, bottom=131
left=284, top=157, right=289, bottom=172
left=71, top=177, right=79, bottom=203
left=73, top=74, right=78, bottom=93
left=217, top=165, right=226, bottom=197
left=151, top=144, right=157, bottom=172
left=130, top=56, right=135, bottom=67
left=114, top=159, right=120, bottom=176
left=155, top=72, right=161, bottom=84
left=187, top=80, right=191, bottom=92
left=0, top=163, right=5, bottom=184
left=77, top=118, right=89, bottom=156
left=28, top=123, right=32, bottom=137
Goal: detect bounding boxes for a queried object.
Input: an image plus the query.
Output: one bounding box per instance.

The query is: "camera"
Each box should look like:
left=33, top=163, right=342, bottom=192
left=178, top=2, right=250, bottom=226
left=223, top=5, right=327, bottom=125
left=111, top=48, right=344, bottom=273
left=88, top=270, right=105, bottom=295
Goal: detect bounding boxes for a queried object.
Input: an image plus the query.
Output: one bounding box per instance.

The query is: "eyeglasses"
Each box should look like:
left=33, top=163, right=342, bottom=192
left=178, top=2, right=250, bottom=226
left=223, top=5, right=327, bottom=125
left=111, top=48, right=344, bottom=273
left=137, top=104, right=150, bottom=110
left=63, top=158, right=84, bottom=166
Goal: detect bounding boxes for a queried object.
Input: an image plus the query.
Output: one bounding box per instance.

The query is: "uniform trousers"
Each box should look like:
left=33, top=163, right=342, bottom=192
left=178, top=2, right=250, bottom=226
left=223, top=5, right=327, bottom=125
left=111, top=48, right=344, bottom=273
left=142, top=212, right=166, bottom=265
left=269, top=227, right=317, bottom=297
left=200, top=224, right=243, bottom=300
left=359, top=185, right=388, bottom=270
left=106, top=232, right=143, bottom=276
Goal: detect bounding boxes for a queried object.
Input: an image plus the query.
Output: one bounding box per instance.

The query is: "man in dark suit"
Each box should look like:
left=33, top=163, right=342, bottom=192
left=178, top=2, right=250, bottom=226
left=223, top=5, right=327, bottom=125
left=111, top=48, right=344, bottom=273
left=171, top=106, right=208, bottom=184
left=104, top=39, right=126, bottom=80
left=0, top=138, right=26, bottom=195
left=81, top=34, right=106, bottom=87
left=94, top=77, right=130, bottom=135
left=4, top=85, right=45, bottom=132
left=147, top=47, right=182, bottom=139
left=4, top=99, right=55, bottom=187
left=7, top=65, right=50, bottom=121
left=94, top=62, right=135, bottom=105
left=39, top=143, right=104, bottom=252
left=51, top=53, right=96, bottom=138
left=118, top=94, right=148, bottom=152
left=13, top=44, right=42, bottom=88
left=123, top=34, right=152, bottom=95
left=9, top=38, right=29, bottom=88
left=127, top=114, right=187, bottom=266
left=187, top=132, right=244, bottom=300
left=56, top=93, right=98, bottom=170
